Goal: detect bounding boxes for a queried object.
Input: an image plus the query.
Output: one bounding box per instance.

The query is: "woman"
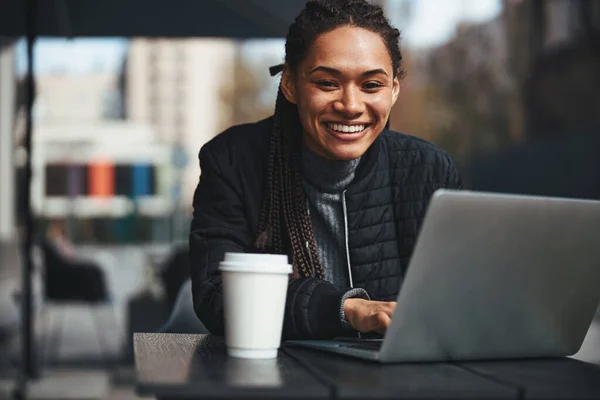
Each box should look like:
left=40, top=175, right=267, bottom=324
left=190, top=0, right=462, bottom=340
left=44, top=220, right=108, bottom=302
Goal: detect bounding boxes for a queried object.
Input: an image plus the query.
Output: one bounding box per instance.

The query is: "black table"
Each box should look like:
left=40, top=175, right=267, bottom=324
left=133, top=333, right=600, bottom=399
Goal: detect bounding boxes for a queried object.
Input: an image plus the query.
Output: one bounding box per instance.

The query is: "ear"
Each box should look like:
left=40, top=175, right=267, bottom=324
left=280, top=65, right=297, bottom=104
left=391, top=76, right=400, bottom=106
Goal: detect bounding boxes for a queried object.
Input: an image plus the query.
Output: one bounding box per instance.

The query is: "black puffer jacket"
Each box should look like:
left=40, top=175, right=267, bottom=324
left=189, top=117, right=462, bottom=339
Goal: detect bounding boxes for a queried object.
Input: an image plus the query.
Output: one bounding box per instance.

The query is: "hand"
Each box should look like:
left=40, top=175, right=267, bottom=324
left=343, top=298, right=397, bottom=334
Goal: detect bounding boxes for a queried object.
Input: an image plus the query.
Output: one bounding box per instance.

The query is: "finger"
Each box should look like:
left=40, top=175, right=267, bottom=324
left=383, top=302, right=396, bottom=316
left=373, top=312, right=392, bottom=334
left=364, top=312, right=384, bottom=333
left=377, top=311, right=392, bottom=327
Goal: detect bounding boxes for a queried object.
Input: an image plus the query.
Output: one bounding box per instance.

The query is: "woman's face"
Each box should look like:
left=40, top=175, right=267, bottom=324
left=282, top=26, right=400, bottom=161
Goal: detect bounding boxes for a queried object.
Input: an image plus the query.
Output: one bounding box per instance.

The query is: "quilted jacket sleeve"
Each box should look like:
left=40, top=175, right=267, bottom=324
left=444, top=153, right=463, bottom=190
left=189, top=144, right=350, bottom=339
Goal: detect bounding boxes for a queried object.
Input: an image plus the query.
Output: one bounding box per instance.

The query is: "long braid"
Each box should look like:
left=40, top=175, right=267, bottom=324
left=255, top=89, right=285, bottom=251
left=270, top=95, right=284, bottom=253
left=255, top=87, right=325, bottom=279
left=287, top=129, right=321, bottom=278
left=254, top=0, right=405, bottom=280
left=281, top=95, right=320, bottom=278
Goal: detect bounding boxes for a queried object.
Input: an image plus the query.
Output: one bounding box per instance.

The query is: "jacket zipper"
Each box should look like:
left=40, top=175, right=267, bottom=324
left=342, top=190, right=360, bottom=338
left=342, top=190, right=354, bottom=287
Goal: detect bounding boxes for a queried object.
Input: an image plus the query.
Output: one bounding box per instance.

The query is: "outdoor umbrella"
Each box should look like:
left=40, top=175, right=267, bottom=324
left=0, top=0, right=305, bottom=37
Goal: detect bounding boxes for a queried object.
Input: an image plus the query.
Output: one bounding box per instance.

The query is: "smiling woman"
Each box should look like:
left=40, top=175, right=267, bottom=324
left=281, top=25, right=400, bottom=161
left=189, top=0, right=462, bottom=340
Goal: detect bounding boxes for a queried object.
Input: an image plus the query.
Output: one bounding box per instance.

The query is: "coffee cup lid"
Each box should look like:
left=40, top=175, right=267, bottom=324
left=223, top=252, right=289, bottom=265
left=219, top=252, right=292, bottom=274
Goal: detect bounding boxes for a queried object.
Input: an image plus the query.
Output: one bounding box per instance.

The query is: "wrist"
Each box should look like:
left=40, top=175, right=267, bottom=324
left=344, top=297, right=368, bottom=319
left=344, top=297, right=361, bottom=314
left=340, top=288, right=370, bottom=330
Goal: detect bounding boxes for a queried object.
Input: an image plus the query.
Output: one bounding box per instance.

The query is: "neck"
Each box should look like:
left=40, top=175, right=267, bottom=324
left=300, top=144, right=361, bottom=192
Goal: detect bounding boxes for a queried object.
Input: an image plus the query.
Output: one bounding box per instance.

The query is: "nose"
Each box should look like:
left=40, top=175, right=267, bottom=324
left=333, top=85, right=365, bottom=117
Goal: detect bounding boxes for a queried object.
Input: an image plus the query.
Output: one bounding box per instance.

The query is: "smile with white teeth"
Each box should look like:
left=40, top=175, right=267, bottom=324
left=327, top=123, right=366, bottom=133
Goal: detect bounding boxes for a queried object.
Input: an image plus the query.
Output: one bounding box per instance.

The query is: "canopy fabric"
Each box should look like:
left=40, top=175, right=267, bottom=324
left=0, top=0, right=306, bottom=38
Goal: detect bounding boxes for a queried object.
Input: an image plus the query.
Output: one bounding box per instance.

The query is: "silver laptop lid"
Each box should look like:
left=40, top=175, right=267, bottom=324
left=381, top=190, right=600, bottom=362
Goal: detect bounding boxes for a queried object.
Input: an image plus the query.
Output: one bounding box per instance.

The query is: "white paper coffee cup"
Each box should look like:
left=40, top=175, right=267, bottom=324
left=219, top=253, right=292, bottom=359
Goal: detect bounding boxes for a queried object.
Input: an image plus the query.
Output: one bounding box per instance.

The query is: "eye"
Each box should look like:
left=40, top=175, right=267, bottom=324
left=363, top=82, right=384, bottom=90
left=316, top=80, right=338, bottom=89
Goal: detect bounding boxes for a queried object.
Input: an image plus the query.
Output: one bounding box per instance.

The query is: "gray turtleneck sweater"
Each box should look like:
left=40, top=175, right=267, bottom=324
left=300, top=146, right=370, bottom=328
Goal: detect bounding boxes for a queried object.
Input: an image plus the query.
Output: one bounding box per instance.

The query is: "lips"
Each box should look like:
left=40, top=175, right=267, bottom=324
left=324, top=122, right=370, bottom=142
left=328, top=123, right=366, bottom=133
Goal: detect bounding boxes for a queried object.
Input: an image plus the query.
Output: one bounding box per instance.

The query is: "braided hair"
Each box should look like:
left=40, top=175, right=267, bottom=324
left=254, top=0, right=405, bottom=279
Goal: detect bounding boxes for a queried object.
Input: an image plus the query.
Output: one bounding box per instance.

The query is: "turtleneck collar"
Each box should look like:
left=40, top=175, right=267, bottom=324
left=300, top=145, right=362, bottom=193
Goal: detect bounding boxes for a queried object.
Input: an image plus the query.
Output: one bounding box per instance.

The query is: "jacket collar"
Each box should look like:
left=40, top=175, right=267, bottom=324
left=352, top=130, right=383, bottom=183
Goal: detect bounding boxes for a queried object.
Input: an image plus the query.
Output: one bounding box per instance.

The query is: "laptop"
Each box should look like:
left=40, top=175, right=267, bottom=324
left=287, top=190, right=600, bottom=363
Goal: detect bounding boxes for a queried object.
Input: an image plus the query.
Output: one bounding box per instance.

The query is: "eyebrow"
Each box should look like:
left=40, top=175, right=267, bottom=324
left=309, top=66, right=389, bottom=77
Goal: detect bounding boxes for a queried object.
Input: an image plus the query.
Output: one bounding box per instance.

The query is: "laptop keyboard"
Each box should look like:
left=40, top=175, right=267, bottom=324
left=338, top=340, right=383, bottom=351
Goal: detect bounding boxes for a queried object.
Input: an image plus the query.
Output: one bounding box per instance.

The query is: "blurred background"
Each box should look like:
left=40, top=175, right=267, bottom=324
left=0, top=0, right=599, bottom=399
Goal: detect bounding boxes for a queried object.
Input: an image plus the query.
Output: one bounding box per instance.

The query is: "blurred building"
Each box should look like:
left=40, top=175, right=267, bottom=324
left=0, top=39, right=16, bottom=243
left=503, top=0, right=596, bottom=139
left=124, top=39, right=237, bottom=208
left=504, top=0, right=582, bottom=78
left=31, top=120, right=171, bottom=220
left=33, top=73, right=123, bottom=122
left=19, top=71, right=174, bottom=242
left=393, top=0, right=595, bottom=163
left=467, top=0, right=600, bottom=198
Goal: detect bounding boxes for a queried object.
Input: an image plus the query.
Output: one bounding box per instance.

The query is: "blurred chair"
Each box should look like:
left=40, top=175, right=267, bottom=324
left=159, top=243, right=190, bottom=313
left=0, top=241, right=20, bottom=348
left=0, top=279, right=19, bottom=359
left=157, top=279, right=208, bottom=334
left=40, top=236, right=123, bottom=367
